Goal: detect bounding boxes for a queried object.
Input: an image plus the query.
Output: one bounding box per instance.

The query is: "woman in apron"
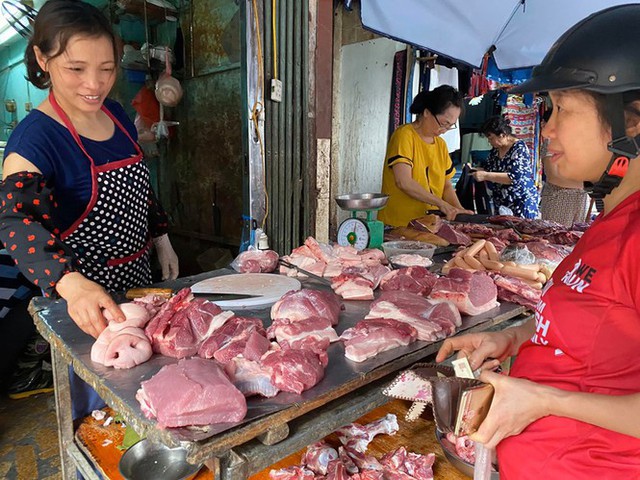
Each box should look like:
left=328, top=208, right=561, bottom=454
left=0, top=0, right=179, bottom=417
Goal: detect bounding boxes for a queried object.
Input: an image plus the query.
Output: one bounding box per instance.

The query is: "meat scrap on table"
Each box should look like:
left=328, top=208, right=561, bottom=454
left=269, top=414, right=437, bottom=480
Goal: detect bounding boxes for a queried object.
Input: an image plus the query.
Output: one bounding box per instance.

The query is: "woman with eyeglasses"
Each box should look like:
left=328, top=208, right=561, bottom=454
left=378, top=85, right=473, bottom=226
left=473, top=115, right=540, bottom=218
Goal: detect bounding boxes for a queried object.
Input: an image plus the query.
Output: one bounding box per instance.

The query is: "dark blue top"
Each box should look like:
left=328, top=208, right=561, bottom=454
left=485, top=140, right=540, bottom=219
left=3, top=98, right=139, bottom=231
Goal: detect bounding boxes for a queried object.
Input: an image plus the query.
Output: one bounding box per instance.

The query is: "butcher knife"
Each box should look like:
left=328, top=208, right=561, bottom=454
left=278, top=259, right=332, bottom=285
left=124, top=287, right=262, bottom=301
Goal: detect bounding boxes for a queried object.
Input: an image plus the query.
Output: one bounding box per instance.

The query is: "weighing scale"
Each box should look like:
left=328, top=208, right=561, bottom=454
left=335, top=193, right=388, bottom=250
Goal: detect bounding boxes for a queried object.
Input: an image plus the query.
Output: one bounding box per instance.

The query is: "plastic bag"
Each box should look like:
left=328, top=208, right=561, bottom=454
left=230, top=248, right=279, bottom=273
left=499, top=244, right=536, bottom=265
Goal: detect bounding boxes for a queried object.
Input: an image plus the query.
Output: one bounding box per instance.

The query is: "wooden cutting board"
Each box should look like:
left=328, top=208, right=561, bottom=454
left=190, top=273, right=301, bottom=310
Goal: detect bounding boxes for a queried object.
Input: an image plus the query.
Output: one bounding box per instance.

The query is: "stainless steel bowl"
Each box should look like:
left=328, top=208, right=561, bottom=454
left=335, top=193, right=389, bottom=211
left=119, top=439, right=202, bottom=480
left=435, top=430, right=499, bottom=479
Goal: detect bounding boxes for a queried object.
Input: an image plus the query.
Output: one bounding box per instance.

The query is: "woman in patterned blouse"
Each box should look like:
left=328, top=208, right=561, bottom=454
left=473, top=115, right=540, bottom=218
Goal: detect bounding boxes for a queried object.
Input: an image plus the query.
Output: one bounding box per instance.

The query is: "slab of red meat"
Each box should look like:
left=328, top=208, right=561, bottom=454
left=541, top=230, right=583, bottom=245
left=302, top=441, right=339, bottom=476
left=367, top=291, right=460, bottom=341
left=380, top=447, right=435, bottom=479
left=213, top=330, right=271, bottom=365
left=198, top=316, right=265, bottom=360
left=271, top=289, right=343, bottom=325
left=379, top=266, right=438, bottom=296
left=408, top=214, right=443, bottom=234
left=267, top=316, right=339, bottom=349
left=232, top=249, right=279, bottom=273
left=491, top=227, right=521, bottom=243
left=268, top=466, right=317, bottom=479
left=136, top=357, right=247, bottom=428
left=452, top=223, right=495, bottom=238
left=146, top=292, right=235, bottom=358
left=224, top=357, right=279, bottom=398
left=436, top=222, right=472, bottom=245
left=493, top=274, right=542, bottom=311
left=429, top=269, right=499, bottom=316
left=524, top=241, right=571, bottom=264
left=340, top=318, right=417, bottom=362
left=261, top=348, right=325, bottom=394
left=331, top=273, right=375, bottom=300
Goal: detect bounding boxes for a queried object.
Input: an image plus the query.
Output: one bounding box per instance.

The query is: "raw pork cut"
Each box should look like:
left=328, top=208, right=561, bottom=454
left=429, top=268, right=499, bottom=316
left=380, top=447, right=435, bottom=479
left=271, top=289, right=342, bottom=325
left=224, top=357, right=279, bottom=398
left=269, top=466, right=316, bottom=479
left=136, top=357, right=247, bottom=428
left=436, top=222, right=472, bottom=245
left=232, top=249, right=279, bottom=273
left=340, top=318, right=417, bottom=362
left=91, top=303, right=153, bottom=369
left=197, top=316, right=265, bottom=360
left=388, top=254, right=433, bottom=268
left=145, top=289, right=235, bottom=358
left=302, top=441, right=339, bottom=476
left=379, top=266, right=438, bottom=296
left=331, top=273, right=375, bottom=300
left=336, top=414, right=399, bottom=453
left=493, top=274, right=542, bottom=311
left=367, top=291, right=460, bottom=341
left=261, top=348, right=325, bottom=394
left=267, top=316, right=339, bottom=349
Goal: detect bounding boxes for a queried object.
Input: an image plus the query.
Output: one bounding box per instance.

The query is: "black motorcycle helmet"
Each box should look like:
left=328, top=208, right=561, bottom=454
left=511, top=4, right=640, bottom=199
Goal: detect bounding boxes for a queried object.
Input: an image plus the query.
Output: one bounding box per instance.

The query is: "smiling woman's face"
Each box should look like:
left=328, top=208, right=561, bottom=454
left=35, top=34, right=116, bottom=115
left=542, top=90, right=612, bottom=183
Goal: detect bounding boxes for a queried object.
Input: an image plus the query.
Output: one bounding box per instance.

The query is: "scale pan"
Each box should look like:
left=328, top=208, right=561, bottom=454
left=335, top=193, right=388, bottom=211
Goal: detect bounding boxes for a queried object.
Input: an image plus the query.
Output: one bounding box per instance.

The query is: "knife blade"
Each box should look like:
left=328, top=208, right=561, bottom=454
left=278, top=259, right=332, bottom=285
left=124, top=287, right=262, bottom=301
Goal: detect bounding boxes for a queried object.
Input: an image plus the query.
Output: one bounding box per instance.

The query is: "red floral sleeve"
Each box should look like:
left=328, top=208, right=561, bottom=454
left=148, top=187, right=169, bottom=238
left=0, top=171, right=78, bottom=297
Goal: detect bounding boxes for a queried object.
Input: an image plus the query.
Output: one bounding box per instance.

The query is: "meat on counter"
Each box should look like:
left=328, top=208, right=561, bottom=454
left=429, top=269, right=499, bottom=316
left=340, top=318, right=417, bottom=363
left=136, top=357, right=247, bottom=428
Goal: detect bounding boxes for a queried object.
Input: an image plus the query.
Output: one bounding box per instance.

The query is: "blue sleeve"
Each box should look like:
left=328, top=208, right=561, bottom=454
left=506, top=142, right=531, bottom=186
left=3, top=115, right=57, bottom=179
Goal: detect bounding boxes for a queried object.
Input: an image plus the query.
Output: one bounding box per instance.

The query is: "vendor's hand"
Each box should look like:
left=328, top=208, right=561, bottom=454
left=435, top=330, right=518, bottom=370
left=470, top=370, right=551, bottom=448
left=55, top=272, right=124, bottom=338
left=439, top=203, right=461, bottom=221
left=153, top=234, right=179, bottom=280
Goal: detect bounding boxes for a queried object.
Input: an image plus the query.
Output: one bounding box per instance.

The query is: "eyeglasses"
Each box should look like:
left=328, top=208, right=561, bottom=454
left=431, top=112, right=458, bottom=131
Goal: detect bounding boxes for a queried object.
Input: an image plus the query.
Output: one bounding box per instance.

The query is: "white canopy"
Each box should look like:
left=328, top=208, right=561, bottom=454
left=361, top=0, right=635, bottom=69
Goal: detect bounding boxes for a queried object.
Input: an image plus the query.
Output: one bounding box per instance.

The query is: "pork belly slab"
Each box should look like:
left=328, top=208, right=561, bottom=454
left=429, top=268, right=499, bottom=316
left=136, top=357, right=247, bottom=428
left=340, top=319, right=417, bottom=362
left=366, top=291, right=460, bottom=341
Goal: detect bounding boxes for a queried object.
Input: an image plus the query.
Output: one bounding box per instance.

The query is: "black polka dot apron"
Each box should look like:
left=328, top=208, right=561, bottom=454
left=50, top=92, right=152, bottom=292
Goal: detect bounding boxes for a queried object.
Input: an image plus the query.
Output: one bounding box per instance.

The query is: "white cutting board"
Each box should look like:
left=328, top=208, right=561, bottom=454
left=190, top=273, right=301, bottom=310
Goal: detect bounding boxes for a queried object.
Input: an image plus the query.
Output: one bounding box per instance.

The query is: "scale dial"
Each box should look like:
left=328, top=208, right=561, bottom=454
left=337, top=218, right=370, bottom=250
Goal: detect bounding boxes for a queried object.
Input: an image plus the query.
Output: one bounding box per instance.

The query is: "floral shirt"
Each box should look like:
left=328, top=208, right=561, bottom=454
left=485, top=140, right=540, bottom=218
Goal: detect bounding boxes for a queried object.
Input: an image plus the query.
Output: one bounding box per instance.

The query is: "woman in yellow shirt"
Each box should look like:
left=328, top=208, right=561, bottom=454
left=378, top=85, right=472, bottom=227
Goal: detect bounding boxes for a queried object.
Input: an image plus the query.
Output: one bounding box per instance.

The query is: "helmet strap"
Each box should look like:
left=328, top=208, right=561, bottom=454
left=584, top=94, right=640, bottom=199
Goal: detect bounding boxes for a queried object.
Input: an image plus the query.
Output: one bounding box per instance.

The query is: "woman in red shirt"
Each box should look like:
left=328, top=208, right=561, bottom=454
left=437, top=5, right=640, bottom=478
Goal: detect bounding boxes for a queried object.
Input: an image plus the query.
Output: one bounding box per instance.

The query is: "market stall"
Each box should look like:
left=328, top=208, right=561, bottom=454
left=30, top=265, right=529, bottom=479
